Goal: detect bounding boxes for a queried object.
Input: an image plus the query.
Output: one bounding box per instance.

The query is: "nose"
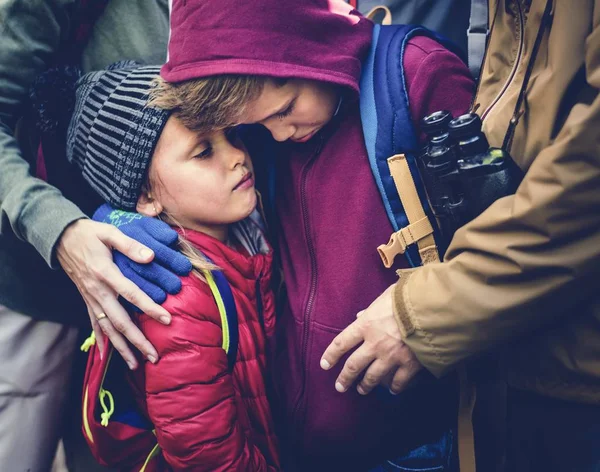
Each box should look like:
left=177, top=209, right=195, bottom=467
left=264, top=121, right=296, bottom=142
left=226, top=139, right=248, bottom=169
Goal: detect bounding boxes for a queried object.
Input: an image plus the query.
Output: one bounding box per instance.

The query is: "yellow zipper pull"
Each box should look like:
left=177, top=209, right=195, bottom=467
left=80, top=331, right=96, bottom=352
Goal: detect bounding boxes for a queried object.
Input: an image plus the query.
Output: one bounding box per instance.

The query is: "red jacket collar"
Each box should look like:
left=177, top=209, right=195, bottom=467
left=175, top=226, right=270, bottom=284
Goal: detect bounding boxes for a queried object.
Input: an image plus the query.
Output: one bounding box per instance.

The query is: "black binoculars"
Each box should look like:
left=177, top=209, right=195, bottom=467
left=418, top=111, right=522, bottom=254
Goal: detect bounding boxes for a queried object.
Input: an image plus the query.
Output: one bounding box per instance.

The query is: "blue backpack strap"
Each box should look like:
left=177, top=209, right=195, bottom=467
left=204, top=267, right=239, bottom=370
left=360, top=24, right=459, bottom=268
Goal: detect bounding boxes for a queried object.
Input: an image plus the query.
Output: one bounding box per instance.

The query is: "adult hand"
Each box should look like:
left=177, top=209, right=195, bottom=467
left=56, top=218, right=172, bottom=369
left=320, top=284, right=423, bottom=395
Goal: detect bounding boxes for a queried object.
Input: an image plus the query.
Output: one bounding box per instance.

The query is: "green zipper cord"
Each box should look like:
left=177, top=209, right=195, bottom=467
left=99, top=388, right=115, bottom=427
left=79, top=330, right=115, bottom=427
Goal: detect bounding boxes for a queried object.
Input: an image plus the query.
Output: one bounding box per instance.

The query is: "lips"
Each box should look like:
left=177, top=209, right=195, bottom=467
left=291, top=128, right=318, bottom=143
left=233, top=172, right=254, bottom=191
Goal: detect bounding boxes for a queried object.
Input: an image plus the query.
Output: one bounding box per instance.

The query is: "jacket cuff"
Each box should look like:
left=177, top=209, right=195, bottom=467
left=392, top=268, right=418, bottom=337
left=23, top=194, right=87, bottom=268
left=392, top=268, right=450, bottom=378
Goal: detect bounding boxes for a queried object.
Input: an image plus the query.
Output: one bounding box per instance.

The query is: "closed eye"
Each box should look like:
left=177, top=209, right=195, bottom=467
left=193, top=146, right=213, bottom=159
left=276, top=98, right=296, bottom=120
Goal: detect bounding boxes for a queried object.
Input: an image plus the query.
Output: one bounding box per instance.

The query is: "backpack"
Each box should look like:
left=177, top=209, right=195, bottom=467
left=80, top=268, right=239, bottom=471
left=359, top=22, right=466, bottom=269
left=358, top=22, right=479, bottom=472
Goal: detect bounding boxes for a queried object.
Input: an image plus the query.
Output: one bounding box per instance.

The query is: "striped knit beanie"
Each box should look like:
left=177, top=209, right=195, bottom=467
left=66, top=63, right=170, bottom=210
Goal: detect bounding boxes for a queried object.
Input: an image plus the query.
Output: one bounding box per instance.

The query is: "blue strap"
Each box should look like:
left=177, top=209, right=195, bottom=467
left=360, top=24, right=462, bottom=267
left=360, top=25, right=396, bottom=233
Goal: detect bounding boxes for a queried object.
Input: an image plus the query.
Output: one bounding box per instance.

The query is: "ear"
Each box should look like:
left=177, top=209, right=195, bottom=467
left=136, top=191, right=163, bottom=217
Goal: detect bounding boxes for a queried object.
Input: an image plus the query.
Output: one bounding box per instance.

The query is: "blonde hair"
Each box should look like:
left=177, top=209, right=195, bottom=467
left=161, top=212, right=221, bottom=283
left=149, top=75, right=266, bottom=134
left=141, top=180, right=220, bottom=282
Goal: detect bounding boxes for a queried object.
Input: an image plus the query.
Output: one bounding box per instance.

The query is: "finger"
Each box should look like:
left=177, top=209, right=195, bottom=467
left=99, top=294, right=159, bottom=365
left=145, top=240, right=192, bottom=276
left=83, top=294, right=106, bottom=356
left=140, top=216, right=179, bottom=246
left=96, top=317, right=139, bottom=370
left=101, top=225, right=154, bottom=264
left=125, top=257, right=183, bottom=296
left=389, top=366, right=419, bottom=394
left=115, top=253, right=169, bottom=302
left=320, top=319, right=364, bottom=371
left=89, top=309, right=106, bottom=356
left=357, top=359, right=394, bottom=395
left=335, top=345, right=375, bottom=393
left=92, top=320, right=106, bottom=355
left=121, top=225, right=192, bottom=276
left=100, top=263, right=171, bottom=323
left=356, top=310, right=364, bottom=318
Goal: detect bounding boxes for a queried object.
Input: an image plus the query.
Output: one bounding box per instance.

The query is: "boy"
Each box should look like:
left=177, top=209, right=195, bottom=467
left=148, top=1, right=474, bottom=469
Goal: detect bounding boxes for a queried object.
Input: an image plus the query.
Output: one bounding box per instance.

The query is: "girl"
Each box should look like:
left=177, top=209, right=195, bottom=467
left=66, top=64, right=280, bottom=471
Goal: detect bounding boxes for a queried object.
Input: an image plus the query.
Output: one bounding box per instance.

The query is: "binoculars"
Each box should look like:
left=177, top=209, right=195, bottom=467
left=418, top=111, right=522, bottom=253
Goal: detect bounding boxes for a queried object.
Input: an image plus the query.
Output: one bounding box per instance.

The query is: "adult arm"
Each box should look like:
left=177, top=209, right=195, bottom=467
left=140, top=282, right=275, bottom=471
left=393, top=10, right=600, bottom=377
left=323, top=11, right=600, bottom=390
left=0, top=0, right=170, bottom=368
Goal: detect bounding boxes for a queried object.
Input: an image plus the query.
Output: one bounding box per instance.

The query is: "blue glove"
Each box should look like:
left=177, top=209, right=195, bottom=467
left=93, top=203, right=193, bottom=304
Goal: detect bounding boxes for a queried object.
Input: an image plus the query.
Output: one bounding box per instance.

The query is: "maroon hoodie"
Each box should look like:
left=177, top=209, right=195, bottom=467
left=163, top=1, right=474, bottom=470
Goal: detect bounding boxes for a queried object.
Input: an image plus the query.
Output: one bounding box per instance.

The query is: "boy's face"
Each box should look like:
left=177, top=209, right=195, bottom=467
left=240, top=79, right=339, bottom=143
left=138, top=117, right=256, bottom=239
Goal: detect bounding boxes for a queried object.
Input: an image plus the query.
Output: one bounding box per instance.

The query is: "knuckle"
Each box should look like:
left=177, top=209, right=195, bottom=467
left=363, top=344, right=375, bottom=357
left=90, top=263, right=110, bottom=281
left=111, top=318, right=127, bottom=333
left=105, top=225, right=120, bottom=238
left=363, top=318, right=374, bottom=330
left=95, top=288, right=113, bottom=301
left=333, top=337, right=344, bottom=349
left=392, top=375, right=407, bottom=391
left=98, top=321, right=112, bottom=335
left=118, top=286, right=136, bottom=302
left=337, top=374, right=349, bottom=386
left=345, top=361, right=358, bottom=374
left=123, top=238, right=137, bottom=254
left=389, top=343, right=405, bottom=360
left=363, top=373, right=378, bottom=386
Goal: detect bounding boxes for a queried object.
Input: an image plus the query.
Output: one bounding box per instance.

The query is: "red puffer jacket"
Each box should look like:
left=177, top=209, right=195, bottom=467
left=133, top=224, right=280, bottom=471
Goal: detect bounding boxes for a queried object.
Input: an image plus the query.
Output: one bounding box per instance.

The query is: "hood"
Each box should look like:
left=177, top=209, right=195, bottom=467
left=161, top=0, right=373, bottom=93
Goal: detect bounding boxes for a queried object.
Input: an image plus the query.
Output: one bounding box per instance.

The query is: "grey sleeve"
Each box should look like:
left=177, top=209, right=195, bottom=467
left=0, top=0, right=87, bottom=268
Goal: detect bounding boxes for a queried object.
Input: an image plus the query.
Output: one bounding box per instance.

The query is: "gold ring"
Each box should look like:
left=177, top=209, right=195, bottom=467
left=95, top=312, right=108, bottom=321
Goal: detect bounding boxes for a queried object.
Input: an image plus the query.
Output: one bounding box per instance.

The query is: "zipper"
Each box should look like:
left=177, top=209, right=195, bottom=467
left=480, top=1, right=525, bottom=123
left=291, top=134, right=324, bottom=442
left=503, top=0, right=553, bottom=151
left=470, top=0, right=501, bottom=111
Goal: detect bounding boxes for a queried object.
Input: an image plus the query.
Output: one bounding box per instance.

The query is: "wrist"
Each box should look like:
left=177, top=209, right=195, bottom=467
left=54, top=217, right=89, bottom=266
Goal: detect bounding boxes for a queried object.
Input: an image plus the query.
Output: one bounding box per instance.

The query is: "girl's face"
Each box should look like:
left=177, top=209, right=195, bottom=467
left=240, top=78, right=339, bottom=143
left=137, top=117, right=256, bottom=241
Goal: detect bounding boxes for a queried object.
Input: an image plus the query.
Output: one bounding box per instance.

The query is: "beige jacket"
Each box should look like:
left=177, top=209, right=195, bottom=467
left=394, top=0, right=600, bottom=404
